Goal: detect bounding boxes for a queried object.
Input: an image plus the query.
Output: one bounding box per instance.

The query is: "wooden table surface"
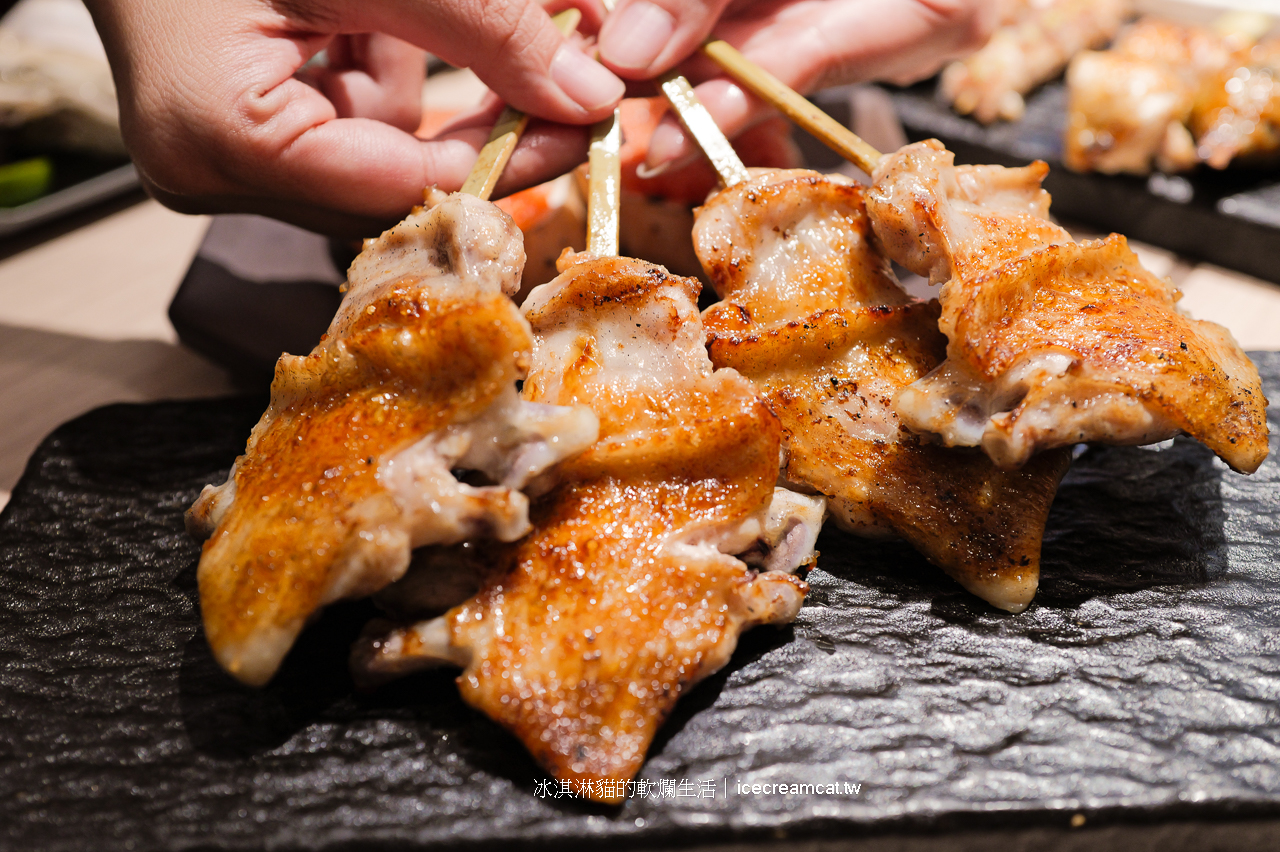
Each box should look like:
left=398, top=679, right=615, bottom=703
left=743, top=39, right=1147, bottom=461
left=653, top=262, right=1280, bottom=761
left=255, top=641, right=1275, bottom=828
left=2, top=188, right=1280, bottom=513
left=0, top=200, right=230, bottom=511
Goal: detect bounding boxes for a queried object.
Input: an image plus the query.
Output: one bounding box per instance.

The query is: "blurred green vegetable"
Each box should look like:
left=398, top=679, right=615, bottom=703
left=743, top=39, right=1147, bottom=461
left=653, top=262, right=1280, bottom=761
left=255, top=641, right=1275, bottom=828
left=0, top=156, right=54, bottom=208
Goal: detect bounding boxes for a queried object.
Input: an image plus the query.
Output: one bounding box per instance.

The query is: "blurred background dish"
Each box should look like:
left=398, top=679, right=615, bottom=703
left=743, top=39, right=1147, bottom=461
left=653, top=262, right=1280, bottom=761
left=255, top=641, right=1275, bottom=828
left=892, top=0, right=1280, bottom=286
left=0, top=0, right=138, bottom=237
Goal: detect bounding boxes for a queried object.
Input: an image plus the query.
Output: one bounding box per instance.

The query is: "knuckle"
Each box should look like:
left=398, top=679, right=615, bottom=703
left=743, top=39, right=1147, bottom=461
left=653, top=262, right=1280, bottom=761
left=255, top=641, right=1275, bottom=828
left=121, top=69, right=257, bottom=200
left=478, top=0, right=553, bottom=63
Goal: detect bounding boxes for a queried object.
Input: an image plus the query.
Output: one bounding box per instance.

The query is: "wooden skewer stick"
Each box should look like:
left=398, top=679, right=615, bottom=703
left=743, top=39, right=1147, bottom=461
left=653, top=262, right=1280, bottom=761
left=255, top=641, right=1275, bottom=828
left=597, top=0, right=748, bottom=188
left=583, top=0, right=620, bottom=256
left=656, top=70, right=749, bottom=188
left=585, top=109, right=622, bottom=257
left=460, top=8, right=583, bottom=199
left=459, top=105, right=529, bottom=199
left=702, top=39, right=884, bottom=176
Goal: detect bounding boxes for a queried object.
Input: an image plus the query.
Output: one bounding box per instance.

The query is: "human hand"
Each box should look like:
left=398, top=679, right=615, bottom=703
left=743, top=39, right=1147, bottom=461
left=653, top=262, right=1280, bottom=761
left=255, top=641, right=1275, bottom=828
left=83, top=0, right=626, bottom=235
left=594, top=0, right=997, bottom=173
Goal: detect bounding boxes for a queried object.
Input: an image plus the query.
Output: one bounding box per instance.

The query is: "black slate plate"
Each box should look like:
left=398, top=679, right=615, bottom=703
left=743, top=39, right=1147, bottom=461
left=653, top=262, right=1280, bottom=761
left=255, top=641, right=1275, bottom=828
left=2, top=355, right=1279, bottom=852
left=877, top=82, right=1280, bottom=287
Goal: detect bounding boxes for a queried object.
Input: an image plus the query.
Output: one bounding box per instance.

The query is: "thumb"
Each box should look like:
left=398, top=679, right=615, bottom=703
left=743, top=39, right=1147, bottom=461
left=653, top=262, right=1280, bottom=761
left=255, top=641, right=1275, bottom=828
left=597, top=0, right=735, bottom=78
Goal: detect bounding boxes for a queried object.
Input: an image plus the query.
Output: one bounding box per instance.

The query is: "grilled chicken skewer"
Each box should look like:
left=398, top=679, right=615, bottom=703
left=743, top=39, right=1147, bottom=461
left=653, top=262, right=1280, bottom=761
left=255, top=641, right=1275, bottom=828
left=648, top=76, right=1067, bottom=612
left=1064, top=17, right=1229, bottom=175
left=1193, top=33, right=1280, bottom=170
left=352, top=92, right=824, bottom=803
left=697, top=166, right=1070, bottom=613
left=1065, top=16, right=1278, bottom=175
left=187, top=15, right=597, bottom=687
left=705, top=45, right=1269, bottom=476
left=867, top=140, right=1269, bottom=473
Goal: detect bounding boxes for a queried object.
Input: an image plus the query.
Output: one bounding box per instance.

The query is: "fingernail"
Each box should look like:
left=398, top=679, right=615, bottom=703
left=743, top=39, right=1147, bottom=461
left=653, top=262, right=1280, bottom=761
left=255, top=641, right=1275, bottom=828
left=634, top=160, right=670, bottom=179
left=643, top=119, right=693, bottom=172
left=599, top=1, right=676, bottom=72
left=551, top=45, right=625, bottom=113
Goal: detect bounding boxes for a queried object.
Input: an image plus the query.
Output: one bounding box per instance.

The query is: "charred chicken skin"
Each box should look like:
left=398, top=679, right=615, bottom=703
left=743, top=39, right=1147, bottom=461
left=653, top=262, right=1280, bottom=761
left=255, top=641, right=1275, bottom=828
left=352, top=254, right=824, bottom=801
left=867, top=140, right=1269, bottom=474
left=695, top=168, right=1068, bottom=613
left=187, top=190, right=598, bottom=686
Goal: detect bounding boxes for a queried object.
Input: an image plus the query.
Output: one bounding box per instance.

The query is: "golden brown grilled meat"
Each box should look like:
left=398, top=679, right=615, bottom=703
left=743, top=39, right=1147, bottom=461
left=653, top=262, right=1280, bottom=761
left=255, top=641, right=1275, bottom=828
left=1064, top=17, right=1276, bottom=174
left=941, top=0, right=1131, bottom=124
left=186, top=191, right=598, bottom=686
left=867, top=140, right=1269, bottom=474
left=696, top=168, right=1069, bottom=613
left=352, top=255, right=825, bottom=801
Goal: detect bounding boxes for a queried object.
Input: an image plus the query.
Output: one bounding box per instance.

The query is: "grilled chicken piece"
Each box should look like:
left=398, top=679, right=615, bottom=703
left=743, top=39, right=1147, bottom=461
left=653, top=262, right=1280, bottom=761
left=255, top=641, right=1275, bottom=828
left=1063, top=17, right=1263, bottom=174
left=352, top=255, right=825, bottom=800
left=867, top=140, right=1269, bottom=474
left=187, top=190, right=598, bottom=686
left=1192, top=36, right=1280, bottom=169
left=696, top=168, right=1068, bottom=612
left=941, top=0, right=1131, bottom=124
left=1065, top=49, right=1195, bottom=174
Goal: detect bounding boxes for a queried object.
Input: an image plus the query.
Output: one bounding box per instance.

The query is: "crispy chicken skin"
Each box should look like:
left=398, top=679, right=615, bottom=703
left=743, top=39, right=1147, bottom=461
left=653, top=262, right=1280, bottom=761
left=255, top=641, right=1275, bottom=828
left=696, top=168, right=1068, bottom=613
left=352, top=255, right=824, bottom=801
left=187, top=191, right=598, bottom=686
left=867, top=140, right=1269, bottom=474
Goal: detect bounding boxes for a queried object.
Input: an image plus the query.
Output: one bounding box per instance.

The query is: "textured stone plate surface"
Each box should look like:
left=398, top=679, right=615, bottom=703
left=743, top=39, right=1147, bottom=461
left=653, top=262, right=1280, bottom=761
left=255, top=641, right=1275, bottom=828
left=1, top=355, right=1278, bottom=852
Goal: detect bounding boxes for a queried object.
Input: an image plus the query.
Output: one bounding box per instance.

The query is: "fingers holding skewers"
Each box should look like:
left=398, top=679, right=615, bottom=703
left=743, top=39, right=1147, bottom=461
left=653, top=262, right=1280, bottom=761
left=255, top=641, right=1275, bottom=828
left=184, top=0, right=1271, bottom=796
left=85, top=0, right=624, bottom=234
left=604, top=0, right=997, bottom=175
left=596, top=0, right=735, bottom=77
left=85, top=0, right=999, bottom=231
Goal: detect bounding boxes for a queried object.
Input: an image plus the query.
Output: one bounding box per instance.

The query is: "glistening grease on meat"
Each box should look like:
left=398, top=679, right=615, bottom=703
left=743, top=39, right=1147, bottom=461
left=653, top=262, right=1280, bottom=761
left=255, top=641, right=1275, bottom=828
left=867, top=140, right=1269, bottom=474
left=187, top=190, right=598, bottom=686
left=696, top=168, right=1068, bottom=613
left=352, top=255, right=824, bottom=800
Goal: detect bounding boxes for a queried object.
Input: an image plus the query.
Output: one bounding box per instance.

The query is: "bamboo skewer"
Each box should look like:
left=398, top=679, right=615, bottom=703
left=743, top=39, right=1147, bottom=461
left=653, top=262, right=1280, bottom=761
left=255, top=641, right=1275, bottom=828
left=701, top=39, right=884, bottom=176
left=655, top=70, right=750, bottom=188
left=580, top=0, right=622, bottom=256
left=596, top=0, right=748, bottom=189
left=585, top=109, right=622, bottom=256
left=460, top=8, right=583, bottom=199
left=459, top=106, right=530, bottom=199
